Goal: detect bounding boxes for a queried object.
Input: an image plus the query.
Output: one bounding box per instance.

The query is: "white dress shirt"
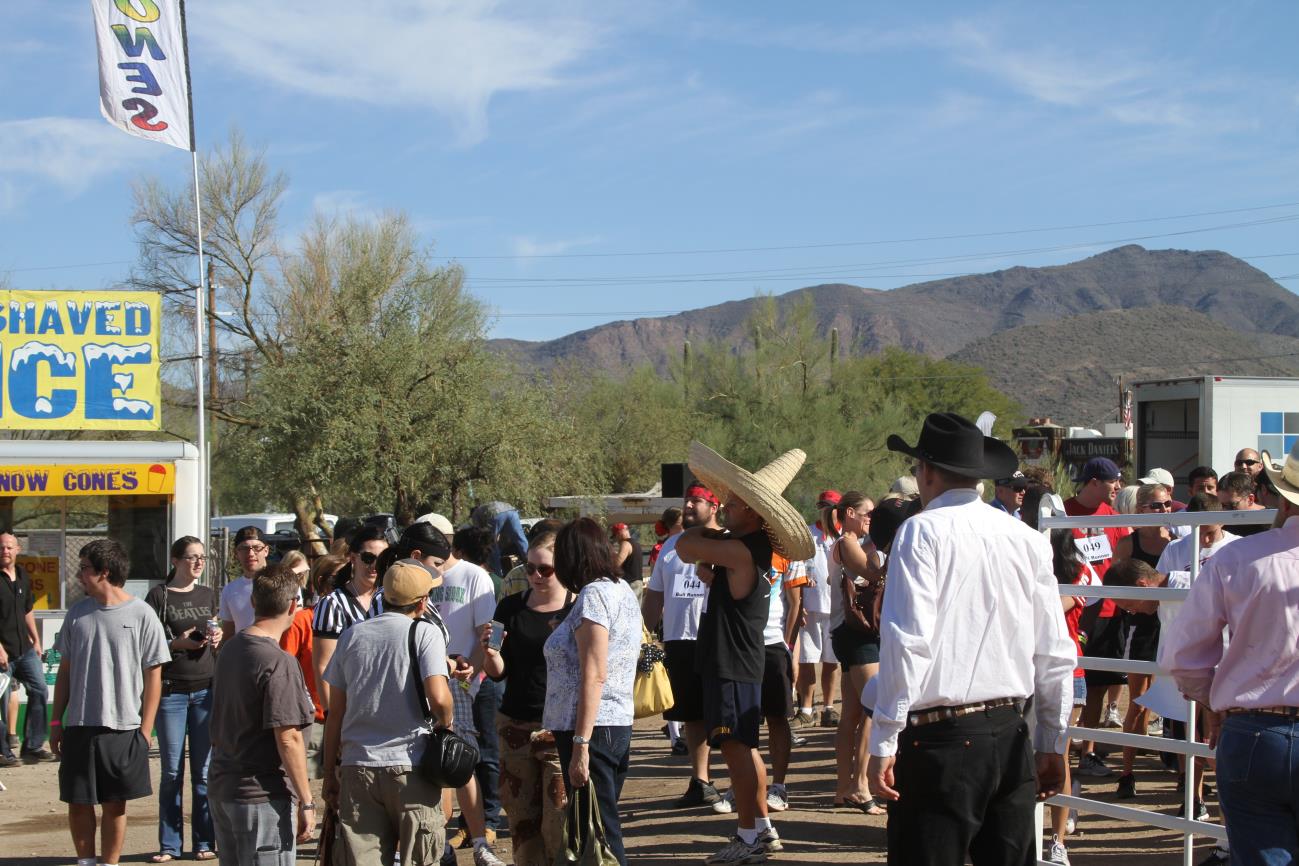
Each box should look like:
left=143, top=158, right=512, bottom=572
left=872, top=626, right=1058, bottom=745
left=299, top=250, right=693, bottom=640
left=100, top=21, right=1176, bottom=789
left=869, top=488, right=1076, bottom=757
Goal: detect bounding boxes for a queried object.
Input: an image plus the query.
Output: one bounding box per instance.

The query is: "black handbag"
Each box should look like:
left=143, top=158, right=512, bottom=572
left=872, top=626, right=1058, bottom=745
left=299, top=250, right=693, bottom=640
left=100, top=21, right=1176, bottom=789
left=408, top=619, right=480, bottom=788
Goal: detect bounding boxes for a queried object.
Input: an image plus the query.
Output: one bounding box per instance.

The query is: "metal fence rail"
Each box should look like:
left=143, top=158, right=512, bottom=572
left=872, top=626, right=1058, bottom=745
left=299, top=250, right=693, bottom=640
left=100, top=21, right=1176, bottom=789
left=1033, top=507, right=1276, bottom=866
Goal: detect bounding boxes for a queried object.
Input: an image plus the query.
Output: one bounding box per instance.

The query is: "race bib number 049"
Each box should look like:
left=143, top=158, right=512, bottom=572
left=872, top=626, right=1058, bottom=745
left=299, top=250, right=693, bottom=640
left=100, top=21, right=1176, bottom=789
left=1075, top=534, right=1113, bottom=563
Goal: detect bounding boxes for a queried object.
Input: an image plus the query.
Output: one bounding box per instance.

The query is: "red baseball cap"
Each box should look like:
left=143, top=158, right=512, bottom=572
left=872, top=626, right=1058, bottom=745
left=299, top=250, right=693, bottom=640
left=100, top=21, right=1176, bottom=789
left=816, top=489, right=842, bottom=507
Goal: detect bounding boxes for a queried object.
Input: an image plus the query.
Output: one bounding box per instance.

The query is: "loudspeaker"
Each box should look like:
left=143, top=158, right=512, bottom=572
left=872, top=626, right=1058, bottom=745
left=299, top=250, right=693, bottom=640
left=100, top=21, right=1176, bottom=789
left=661, top=463, right=696, bottom=499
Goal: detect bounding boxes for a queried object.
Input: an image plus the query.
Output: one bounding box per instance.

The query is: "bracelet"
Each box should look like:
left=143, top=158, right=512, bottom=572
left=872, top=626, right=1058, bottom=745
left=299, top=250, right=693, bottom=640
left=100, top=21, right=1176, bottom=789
left=50, top=720, right=61, bottom=727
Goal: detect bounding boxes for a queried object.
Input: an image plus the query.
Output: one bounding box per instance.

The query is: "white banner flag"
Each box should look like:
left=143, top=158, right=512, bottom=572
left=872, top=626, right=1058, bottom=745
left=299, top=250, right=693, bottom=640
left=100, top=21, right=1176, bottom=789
left=92, top=0, right=194, bottom=151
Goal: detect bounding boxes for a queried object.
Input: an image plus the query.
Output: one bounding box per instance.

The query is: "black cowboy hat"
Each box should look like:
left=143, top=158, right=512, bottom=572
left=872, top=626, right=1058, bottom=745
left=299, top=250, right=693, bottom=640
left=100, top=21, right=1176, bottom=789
left=886, top=412, right=1019, bottom=480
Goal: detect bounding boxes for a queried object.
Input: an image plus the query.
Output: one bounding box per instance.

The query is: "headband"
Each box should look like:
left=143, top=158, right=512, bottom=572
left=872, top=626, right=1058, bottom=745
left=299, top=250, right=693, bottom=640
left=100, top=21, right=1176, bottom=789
left=685, top=484, right=720, bottom=506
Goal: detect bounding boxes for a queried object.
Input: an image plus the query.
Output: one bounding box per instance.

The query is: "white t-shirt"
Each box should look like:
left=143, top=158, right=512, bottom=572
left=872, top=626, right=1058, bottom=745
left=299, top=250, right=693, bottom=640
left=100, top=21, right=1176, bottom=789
left=218, top=576, right=255, bottom=631
left=429, top=560, right=496, bottom=657
left=1155, top=531, right=1239, bottom=575
left=803, top=524, right=834, bottom=615
left=763, top=561, right=803, bottom=646
left=646, top=533, right=706, bottom=642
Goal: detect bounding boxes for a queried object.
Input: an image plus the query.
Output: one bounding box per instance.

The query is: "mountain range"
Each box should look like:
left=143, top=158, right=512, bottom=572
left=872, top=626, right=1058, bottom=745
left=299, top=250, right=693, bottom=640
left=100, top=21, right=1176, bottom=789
left=489, top=245, right=1299, bottom=425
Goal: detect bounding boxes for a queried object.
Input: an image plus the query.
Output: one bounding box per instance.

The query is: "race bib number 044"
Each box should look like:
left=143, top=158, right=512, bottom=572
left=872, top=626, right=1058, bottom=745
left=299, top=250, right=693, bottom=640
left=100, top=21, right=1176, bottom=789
left=673, top=574, right=707, bottom=600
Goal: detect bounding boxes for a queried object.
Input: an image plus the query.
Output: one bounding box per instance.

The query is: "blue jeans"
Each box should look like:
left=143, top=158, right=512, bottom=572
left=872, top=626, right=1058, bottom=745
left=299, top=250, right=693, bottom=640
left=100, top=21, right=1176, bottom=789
left=1217, top=712, right=1299, bottom=866
left=156, top=688, right=215, bottom=855
left=488, top=510, right=529, bottom=576
left=472, top=677, right=502, bottom=830
left=555, top=726, right=632, bottom=866
left=2, top=648, right=48, bottom=756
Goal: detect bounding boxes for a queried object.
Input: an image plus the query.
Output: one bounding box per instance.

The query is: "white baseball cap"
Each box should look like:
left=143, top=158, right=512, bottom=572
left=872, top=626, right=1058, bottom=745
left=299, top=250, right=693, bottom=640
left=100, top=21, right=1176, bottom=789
left=1138, top=468, right=1175, bottom=488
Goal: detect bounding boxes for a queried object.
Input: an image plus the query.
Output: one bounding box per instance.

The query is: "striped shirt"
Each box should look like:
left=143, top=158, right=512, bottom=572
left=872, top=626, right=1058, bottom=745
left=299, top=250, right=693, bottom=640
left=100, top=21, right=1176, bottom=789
left=312, top=584, right=384, bottom=639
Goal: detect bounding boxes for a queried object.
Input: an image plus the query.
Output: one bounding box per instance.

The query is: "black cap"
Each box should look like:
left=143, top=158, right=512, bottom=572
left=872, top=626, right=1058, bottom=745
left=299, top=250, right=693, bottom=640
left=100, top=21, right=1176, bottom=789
left=868, top=497, right=923, bottom=552
left=995, top=470, right=1027, bottom=490
left=233, top=525, right=268, bottom=547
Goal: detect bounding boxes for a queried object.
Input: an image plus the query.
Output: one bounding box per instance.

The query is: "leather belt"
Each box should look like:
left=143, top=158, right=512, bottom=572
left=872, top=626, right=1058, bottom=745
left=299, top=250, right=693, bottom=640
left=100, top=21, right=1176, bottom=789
left=1225, top=706, right=1299, bottom=718
left=907, top=697, right=1024, bottom=728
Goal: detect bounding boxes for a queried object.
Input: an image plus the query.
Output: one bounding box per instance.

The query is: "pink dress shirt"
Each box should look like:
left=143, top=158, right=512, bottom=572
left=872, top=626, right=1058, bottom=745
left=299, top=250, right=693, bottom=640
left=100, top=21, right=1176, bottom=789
left=1161, top=515, right=1299, bottom=711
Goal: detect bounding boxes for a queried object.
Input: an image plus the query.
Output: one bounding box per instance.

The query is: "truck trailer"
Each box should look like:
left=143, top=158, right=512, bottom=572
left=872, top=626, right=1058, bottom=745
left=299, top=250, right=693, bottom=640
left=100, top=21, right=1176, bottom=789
left=1132, top=375, right=1299, bottom=497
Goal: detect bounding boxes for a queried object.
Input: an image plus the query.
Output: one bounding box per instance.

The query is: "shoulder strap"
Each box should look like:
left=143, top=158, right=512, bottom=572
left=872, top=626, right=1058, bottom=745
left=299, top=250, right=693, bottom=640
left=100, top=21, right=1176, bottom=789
left=408, top=619, right=432, bottom=721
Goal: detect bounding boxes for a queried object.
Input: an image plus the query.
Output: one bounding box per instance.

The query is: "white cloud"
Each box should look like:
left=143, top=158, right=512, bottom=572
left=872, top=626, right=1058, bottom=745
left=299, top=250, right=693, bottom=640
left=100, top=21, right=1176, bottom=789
left=510, top=235, right=602, bottom=258
left=194, top=1, right=601, bottom=146
left=0, top=118, right=140, bottom=210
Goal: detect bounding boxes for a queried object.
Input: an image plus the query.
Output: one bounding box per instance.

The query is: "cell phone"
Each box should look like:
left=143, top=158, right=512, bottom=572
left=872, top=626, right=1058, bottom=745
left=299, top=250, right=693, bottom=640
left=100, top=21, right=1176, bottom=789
left=487, top=620, right=506, bottom=651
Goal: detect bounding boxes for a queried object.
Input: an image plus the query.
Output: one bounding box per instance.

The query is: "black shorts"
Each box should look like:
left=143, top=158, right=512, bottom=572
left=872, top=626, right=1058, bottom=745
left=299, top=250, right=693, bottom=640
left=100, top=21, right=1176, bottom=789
left=1121, top=612, right=1161, bottom=664
left=1082, top=615, right=1128, bottom=688
left=830, top=623, right=881, bottom=670
left=702, top=674, right=762, bottom=749
left=663, top=640, right=705, bottom=723
left=59, top=726, right=152, bottom=805
left=760, top=643, right=794, bottom=720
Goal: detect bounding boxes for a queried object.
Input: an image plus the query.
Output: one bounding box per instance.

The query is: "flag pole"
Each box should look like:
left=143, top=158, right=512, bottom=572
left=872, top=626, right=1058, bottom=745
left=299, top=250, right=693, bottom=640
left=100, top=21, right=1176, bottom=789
left=179, top=0, right=208, bottom=541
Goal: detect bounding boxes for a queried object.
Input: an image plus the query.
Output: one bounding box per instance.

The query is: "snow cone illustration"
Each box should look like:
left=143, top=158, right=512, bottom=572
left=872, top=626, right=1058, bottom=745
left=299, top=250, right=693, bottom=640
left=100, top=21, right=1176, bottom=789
left=147, top=463, right=167, bottom=493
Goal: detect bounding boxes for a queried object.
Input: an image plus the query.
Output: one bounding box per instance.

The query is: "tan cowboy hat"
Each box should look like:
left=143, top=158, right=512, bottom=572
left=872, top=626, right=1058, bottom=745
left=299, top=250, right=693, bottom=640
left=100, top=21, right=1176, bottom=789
left=688, top=442, right=815, bottom=561
left=1261, top=443, right=1299, bottom=506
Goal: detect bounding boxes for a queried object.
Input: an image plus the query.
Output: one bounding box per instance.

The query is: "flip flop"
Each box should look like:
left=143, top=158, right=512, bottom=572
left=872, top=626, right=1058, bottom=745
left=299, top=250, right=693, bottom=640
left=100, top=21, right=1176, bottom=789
left=835, top=797, right=888, bottom=815
left=195, top=853, right=217, bottom=861
left=149, top=855, right=176, bottom=864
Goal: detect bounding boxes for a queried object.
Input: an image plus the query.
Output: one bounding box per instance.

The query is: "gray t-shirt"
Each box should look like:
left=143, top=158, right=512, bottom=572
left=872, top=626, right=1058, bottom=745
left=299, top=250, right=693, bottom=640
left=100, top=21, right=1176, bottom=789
left=543, top=578, right=641, bottom=731
left=323, top=612, right=449, bottom=767
left=54, top=596, right=170, bottom=730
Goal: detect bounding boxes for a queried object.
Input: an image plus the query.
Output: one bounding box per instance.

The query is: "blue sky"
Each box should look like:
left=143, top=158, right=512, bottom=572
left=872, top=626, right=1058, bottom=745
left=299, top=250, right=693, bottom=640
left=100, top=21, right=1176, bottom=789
left=3, top=1, right=1298, bottom=341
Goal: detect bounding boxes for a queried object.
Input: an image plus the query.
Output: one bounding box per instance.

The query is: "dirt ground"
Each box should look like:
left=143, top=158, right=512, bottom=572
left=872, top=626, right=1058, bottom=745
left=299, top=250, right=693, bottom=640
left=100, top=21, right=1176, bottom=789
left=0, top=716, right=1223, bottom=865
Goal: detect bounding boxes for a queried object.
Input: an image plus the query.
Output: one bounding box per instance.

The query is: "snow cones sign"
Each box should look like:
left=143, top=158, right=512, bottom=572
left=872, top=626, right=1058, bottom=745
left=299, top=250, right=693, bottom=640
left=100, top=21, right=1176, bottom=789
left=0, top=291, right=163, bottom=430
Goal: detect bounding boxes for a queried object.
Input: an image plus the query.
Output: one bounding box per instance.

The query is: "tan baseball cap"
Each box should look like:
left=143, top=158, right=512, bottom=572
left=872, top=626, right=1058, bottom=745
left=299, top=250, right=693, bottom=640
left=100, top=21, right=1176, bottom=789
left=382, top=559, right=437, bottom=606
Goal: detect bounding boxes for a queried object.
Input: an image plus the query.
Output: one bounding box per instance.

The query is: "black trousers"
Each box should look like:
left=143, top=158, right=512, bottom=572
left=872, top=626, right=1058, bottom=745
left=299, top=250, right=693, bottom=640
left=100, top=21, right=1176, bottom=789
left=888, top=704, right=1036, bottom=866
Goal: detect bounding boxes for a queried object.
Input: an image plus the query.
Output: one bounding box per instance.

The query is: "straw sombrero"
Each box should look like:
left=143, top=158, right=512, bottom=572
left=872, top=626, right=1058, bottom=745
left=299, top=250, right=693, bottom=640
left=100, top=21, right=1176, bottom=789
left=688, top=441, right=815, bottom=562
left=1261, top=442, right=1299, bottom=507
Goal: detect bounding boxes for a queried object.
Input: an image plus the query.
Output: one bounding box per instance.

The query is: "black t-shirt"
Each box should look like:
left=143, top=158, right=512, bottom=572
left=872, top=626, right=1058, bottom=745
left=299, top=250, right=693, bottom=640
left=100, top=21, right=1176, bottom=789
left=695, top=530, right=773, bottom=684
left=492, top=590, right=575, bottom=722
left=620, top=540, right=644, bottom=583
left=145, top=583, right=218, bottom=689
left=1232, top=521, right=1268, bottom=537
left=0, top=565, right=34, bottom=658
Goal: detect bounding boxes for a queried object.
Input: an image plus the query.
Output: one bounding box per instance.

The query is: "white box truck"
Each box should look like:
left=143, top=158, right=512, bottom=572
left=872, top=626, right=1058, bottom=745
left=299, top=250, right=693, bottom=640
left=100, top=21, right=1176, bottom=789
left=1132, top=375, right=1299, bottom=496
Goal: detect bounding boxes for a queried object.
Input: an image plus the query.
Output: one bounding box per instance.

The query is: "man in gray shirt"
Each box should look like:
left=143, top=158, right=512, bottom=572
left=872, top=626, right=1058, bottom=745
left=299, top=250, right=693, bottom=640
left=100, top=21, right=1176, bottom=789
left=51, top=539, right=169, bottom=866
left=323, top=559, right=462, bottom=866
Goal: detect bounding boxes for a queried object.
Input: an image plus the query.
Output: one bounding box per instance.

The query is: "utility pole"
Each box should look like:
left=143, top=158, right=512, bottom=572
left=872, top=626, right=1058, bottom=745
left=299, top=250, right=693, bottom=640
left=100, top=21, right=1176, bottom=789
left=207, top=259, right=219, bottom=518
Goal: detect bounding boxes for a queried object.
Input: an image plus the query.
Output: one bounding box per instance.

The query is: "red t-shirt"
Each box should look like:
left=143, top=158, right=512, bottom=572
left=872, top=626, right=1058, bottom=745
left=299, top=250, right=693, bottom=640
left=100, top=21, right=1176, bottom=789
left=1063, top=497, right=1129, bottom=618
left=279, top=607, right=324, bottom=722
left=1063, top=561, right=1102, bottom=677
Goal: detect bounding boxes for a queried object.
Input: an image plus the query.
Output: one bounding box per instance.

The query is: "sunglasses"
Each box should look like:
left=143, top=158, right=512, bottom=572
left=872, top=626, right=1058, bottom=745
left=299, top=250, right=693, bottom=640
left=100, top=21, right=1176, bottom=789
left=525, top=562, right=555, bottom=578
left=359, top=551, right=379, bottom=565
left=1236, top=459, right=1260, bottom=467
left=1143, top=501, right=1173, bottom=511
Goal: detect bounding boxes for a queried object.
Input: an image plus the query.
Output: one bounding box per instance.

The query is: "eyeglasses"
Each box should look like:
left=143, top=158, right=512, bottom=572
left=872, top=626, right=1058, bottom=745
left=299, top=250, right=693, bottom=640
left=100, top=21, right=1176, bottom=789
left=525, top=562, right=556, bottom=578
left=1143, top=501, right=1173, bottom=511
left=1236, top=459, right=1260, bottom=467
left=181, top=555, right=207, bottom=563
left=237, top=544, right=268, bottom=555
left=359, top=551, right=379, bottom=565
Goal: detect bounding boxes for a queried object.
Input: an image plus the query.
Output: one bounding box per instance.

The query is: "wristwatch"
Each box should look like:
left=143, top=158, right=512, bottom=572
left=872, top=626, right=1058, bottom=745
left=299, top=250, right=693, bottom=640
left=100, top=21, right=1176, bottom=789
left=301, top=802, right=317, bottom=811
left=572, top=734, right=591, bottom=746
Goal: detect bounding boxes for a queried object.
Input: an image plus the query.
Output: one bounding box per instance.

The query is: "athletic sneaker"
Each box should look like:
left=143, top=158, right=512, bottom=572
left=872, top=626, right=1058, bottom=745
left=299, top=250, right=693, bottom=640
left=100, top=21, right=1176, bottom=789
left=672, top=738, right=689, bottom=756
left=791, top=733, right=808, bottom=748
left=757, top=828, right=783, bottom=853
left=1103, top=703, right=1122, bottom=728
left=1199, top=846, right=1230, bottom=864
left=705, top=836, right=767, bottom=865
left=677, top=777, right=722, bottom=808
left=1193, top=799, right=1210, bottom=822
left=820, top=707, right=840, bottom=727
left=1076, top=752, right=1114, bottom=778
left=472, top=846, right=506, bottom=866
left=790, top=710, right=816, bottom=729
left=1116, top=772, right=1136, bottom=799
left=766, top=783, right=789, bottom=812
left=1047, top=835, right=1071, bottom=865
left=712, top=788, right=735, bottom=814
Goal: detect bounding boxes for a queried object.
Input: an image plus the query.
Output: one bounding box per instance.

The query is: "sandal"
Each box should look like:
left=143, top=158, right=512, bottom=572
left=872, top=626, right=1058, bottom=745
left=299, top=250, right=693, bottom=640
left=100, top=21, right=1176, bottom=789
left=835, top=797, right=888, bottom=815
left=195, top=853, right=217, bottom=861
left=149, top=856, right=176, bottom=864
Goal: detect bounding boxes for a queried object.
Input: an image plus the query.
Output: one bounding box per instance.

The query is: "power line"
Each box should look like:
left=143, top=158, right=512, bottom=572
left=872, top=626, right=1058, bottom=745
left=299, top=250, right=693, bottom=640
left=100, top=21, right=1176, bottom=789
left=445, top=201, right=1299, bottom=260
